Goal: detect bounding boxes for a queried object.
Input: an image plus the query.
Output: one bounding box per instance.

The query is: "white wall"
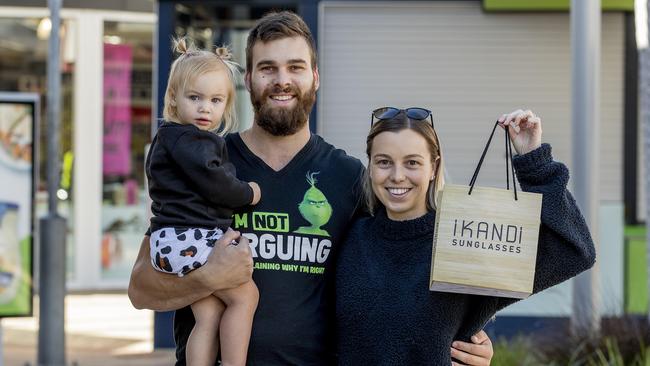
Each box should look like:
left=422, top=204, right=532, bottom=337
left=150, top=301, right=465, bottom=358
left=318, top=1, right=626, bottom=316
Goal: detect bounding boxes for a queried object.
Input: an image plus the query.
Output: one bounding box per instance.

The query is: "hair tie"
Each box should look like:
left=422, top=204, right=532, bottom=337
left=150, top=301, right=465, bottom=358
left=215, top=47, right=233, bottom=60
left=173, top=38, right=190, bottom=55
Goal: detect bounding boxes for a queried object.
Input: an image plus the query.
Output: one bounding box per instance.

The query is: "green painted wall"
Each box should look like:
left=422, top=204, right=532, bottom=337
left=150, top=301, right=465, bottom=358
left=624, top=226, right=648, bottom=314
left=484, top=0, right=634, bottom=12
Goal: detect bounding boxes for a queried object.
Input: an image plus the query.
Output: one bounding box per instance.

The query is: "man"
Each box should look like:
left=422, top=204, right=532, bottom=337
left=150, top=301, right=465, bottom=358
left=129, top=11, right=493, bottom=366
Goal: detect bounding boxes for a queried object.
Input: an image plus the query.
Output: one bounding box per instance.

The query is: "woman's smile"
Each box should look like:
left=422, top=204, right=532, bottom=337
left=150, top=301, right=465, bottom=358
left=386, top=187, right=412, bottom=198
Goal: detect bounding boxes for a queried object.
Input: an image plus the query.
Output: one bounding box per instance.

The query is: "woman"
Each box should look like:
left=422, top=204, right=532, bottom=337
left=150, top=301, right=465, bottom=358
left=336, top=108, right=596, bottom=365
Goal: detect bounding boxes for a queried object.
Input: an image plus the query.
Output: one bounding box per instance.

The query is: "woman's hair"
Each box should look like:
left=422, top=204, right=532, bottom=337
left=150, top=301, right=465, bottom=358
left=364, top=112, right=445, bottom=215
left=162, top=38, right=241, bottom=135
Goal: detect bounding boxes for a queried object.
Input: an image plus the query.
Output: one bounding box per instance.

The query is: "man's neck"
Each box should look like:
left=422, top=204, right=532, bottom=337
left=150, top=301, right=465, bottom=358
left=240, top=122, right=312, bottom=172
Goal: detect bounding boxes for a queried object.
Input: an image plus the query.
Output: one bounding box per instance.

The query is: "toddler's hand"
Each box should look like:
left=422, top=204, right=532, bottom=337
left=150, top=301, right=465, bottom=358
left=248, top=182, right=261, bottom=205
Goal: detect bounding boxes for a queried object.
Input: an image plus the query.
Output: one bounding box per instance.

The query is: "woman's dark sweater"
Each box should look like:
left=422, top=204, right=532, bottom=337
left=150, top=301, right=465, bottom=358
left=335, top=144, right=596, bottom=366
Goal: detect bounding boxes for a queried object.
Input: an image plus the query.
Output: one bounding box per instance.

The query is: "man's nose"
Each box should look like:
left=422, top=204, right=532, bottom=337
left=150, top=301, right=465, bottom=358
left=274, top=68, right=291, bottom=88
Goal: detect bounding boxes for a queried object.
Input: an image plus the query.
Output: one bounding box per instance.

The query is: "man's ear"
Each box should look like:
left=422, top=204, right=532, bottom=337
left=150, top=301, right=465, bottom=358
left=313, top=66, right=320, bottom=91
left=244, top=72, right=252, bottom=92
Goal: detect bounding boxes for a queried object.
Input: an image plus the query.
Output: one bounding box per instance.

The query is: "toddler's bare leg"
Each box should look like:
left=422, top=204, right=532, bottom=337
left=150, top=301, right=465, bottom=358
left=214, top=281, right=259, bottom=366
left=187, top=295, right=226, bottom=366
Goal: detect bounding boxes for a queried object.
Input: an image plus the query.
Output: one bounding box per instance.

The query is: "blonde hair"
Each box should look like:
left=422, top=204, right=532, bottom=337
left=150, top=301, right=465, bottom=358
left=163, top=38, right=241, bottom=135
left=364, top=113, right=445, bottom=215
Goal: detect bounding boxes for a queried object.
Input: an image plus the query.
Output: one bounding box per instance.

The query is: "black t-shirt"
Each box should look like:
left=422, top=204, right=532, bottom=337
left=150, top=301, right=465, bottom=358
left=173, top=133, right=365, bottom=366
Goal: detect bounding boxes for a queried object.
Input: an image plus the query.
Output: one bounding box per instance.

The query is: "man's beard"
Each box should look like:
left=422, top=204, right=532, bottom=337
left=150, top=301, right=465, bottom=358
left=250, top=82, right=316, bottom=136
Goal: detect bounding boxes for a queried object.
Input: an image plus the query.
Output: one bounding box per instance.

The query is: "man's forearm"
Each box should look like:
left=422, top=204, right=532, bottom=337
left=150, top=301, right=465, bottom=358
left=128, top=237, right=213, bottom=311
left=128, top=232, right=254, bottom=311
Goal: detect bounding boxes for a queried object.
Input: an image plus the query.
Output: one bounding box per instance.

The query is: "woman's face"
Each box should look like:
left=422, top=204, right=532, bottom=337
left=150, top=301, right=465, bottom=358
left=370, top=129, right=436, bottom=221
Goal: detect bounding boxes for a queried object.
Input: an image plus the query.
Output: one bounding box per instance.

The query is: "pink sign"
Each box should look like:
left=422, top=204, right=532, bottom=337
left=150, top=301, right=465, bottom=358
left=102, top=44, right=133, bottom=176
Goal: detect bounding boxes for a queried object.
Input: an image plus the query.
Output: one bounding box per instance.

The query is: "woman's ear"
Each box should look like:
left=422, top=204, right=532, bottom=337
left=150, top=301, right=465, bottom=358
left=431, top=157, right=440, bottom=181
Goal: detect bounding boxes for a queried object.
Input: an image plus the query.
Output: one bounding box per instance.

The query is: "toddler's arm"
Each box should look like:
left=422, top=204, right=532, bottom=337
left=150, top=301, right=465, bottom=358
left=171, top=131, right=254, bottom=208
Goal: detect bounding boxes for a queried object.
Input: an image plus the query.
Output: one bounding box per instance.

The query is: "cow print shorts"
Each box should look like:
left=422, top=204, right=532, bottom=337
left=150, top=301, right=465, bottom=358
left=149, top=227, right=224, bottom=277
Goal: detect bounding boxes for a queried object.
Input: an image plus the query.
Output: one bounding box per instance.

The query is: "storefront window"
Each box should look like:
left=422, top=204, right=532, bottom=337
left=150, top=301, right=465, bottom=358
left=0, top=16, right=77, bottom=281
left=100, top=21, right=153, bottom=280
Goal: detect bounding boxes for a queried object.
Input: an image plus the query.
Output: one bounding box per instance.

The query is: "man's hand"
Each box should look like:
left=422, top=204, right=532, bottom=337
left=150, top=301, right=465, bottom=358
left=195, top=229, right=254, bottom=290
left=451, top=330, right=493, bottom=366
left=128, top=229, right=254, bottom=311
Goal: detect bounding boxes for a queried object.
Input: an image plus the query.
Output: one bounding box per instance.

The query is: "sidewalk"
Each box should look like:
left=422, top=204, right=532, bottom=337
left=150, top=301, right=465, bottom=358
left=2, top=294, right=175, bottom=366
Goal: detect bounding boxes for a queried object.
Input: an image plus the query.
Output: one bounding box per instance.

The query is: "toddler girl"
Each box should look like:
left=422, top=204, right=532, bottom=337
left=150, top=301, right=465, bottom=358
left=146, top=38, right=260, bottom=366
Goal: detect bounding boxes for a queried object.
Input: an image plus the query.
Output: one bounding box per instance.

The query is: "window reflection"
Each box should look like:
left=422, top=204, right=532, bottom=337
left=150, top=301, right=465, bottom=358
left=101, top=21, right=153, bottom=280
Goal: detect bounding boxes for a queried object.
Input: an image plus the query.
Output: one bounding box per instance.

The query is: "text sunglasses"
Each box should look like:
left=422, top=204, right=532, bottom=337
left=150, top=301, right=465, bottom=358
left=370, top=107, right=434, bottom=127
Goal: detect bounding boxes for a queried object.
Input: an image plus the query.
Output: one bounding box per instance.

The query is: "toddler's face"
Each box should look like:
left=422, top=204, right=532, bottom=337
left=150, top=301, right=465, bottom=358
left=175, top=70, right=230, bottom=131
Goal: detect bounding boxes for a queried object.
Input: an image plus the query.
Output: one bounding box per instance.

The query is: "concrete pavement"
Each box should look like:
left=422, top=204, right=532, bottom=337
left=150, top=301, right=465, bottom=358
left=2, top=294, right=175, bottom=365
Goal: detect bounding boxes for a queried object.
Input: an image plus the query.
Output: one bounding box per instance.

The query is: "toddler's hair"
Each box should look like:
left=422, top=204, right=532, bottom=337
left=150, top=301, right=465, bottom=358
left=163, top=38, right=241, bottom=135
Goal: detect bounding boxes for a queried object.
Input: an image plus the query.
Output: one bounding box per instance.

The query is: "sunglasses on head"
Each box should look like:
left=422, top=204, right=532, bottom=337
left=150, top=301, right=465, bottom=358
left=370, top=107, right=434, bottom=127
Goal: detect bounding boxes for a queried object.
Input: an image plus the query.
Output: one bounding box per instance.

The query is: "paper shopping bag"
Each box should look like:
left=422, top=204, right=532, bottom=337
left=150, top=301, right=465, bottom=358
left=429, top=122, right=542, bottom=299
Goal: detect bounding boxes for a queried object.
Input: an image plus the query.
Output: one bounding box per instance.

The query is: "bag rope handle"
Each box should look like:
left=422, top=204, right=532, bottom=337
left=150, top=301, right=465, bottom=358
left=468, top=121, right=518, bottom=200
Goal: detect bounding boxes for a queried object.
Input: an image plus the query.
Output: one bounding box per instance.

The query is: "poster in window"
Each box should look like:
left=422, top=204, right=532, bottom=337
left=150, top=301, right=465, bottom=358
left=0, top=92, right=37, bottom=317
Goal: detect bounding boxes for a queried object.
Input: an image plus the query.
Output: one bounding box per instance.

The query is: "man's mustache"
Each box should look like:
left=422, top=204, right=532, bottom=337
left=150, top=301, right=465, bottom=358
left=265, top=84, right=300, bottom=96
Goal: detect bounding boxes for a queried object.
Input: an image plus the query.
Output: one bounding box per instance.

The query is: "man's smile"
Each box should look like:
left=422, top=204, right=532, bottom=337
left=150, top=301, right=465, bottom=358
left=269, top=94, right=296, bottom=105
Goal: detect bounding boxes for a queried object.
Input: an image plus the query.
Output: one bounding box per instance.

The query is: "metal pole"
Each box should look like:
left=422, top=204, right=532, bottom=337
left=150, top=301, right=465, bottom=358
left=570, top=0, right=601, bottom=336
left=38, top=0, right=67, bottom=365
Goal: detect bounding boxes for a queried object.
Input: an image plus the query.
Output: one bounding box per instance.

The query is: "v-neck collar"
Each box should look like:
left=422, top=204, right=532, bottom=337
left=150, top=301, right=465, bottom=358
left=229, top=132, right=317, bottom=177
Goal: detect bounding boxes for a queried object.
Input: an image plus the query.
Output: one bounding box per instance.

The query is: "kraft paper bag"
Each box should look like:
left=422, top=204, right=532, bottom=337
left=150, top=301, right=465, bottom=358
left=430, top=122, right=542, bottom=299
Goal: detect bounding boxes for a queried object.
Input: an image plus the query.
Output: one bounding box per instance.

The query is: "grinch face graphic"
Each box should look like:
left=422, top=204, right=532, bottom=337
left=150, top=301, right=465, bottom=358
left=294, top=171, right=333, bottom=237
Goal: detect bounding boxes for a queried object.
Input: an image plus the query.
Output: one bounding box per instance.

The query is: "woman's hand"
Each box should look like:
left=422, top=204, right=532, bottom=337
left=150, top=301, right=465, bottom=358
left=498, top=109, right=542, bottom=155
left=450, top=330, right=494, bottom=366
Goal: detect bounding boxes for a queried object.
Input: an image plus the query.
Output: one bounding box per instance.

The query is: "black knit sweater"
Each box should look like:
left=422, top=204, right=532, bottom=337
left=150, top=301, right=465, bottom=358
left=145, top=122, right=253, bottom=232
left=335, top=144, right=596, bottom=366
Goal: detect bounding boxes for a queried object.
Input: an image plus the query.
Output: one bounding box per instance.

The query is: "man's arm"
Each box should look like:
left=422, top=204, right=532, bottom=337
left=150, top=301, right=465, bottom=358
left=128, top=229, right=253, bottom=311
left=451, top=330, right=494, bottom=366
